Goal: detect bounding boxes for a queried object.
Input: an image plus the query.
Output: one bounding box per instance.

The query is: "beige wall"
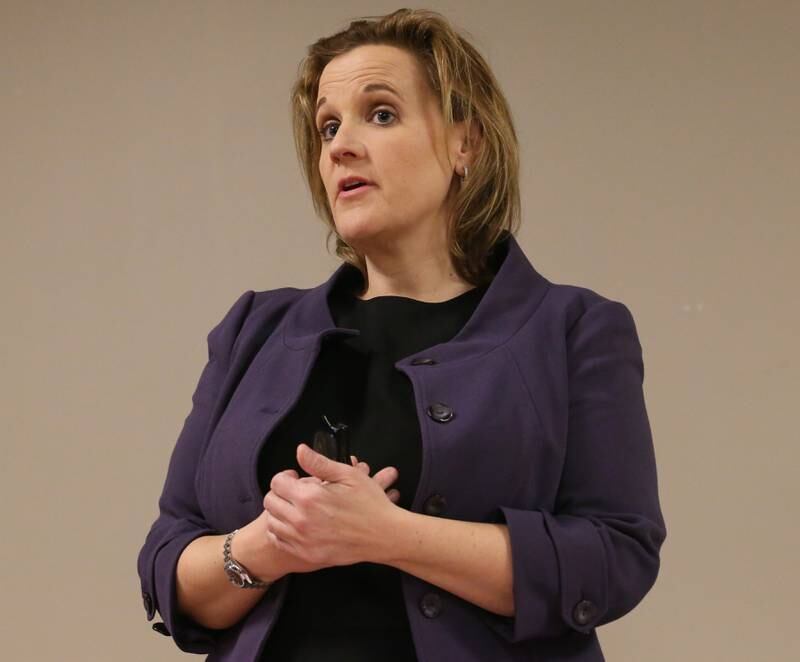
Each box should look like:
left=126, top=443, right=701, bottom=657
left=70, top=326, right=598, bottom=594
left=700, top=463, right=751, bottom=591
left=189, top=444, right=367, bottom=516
left=2, top=1, right=797, bottom=660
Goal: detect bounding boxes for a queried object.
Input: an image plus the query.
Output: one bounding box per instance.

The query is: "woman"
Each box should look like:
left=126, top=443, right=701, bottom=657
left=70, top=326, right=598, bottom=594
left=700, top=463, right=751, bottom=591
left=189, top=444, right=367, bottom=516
left=137, top=8, right=666, bottom=661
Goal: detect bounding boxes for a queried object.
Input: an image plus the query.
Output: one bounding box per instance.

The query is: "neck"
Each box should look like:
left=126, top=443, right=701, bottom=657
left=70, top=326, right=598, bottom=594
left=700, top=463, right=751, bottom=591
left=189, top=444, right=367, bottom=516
left=352, top=228, right=474, bottom=303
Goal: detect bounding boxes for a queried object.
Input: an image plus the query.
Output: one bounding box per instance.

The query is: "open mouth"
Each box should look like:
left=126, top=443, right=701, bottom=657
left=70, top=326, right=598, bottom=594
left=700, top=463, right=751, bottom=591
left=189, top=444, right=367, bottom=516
left=339, top=182, right=374, bottom=199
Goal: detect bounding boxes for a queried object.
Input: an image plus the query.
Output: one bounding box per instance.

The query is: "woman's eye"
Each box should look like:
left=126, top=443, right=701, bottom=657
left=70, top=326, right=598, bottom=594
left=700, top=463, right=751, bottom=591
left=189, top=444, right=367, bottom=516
left=318, top=108, right=396, bottom=142
left=373, top=109, right=395, bottom=124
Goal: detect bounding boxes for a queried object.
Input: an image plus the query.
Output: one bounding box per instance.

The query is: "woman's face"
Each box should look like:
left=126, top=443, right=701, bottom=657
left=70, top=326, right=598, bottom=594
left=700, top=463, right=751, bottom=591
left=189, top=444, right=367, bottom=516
left=316, top=44, right=463, bottom=252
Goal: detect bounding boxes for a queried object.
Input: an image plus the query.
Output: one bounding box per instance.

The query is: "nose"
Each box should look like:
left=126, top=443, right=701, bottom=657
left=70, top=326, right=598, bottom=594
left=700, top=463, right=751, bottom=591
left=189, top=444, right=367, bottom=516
left=327, top=123, right=365, bottom=164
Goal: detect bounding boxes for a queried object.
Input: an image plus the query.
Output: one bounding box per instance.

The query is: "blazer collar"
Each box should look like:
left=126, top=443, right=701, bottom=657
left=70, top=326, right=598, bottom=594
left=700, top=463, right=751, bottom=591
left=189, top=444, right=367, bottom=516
left=281, top=231, right=550, bottom=366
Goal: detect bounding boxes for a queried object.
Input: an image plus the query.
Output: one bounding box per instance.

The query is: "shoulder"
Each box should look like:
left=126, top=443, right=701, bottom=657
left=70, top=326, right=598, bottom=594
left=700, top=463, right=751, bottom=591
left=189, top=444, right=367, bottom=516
left=540, top=282, right=644, bottom=373
left=507, top=277, right=641, bottom=360
left=206, top=286, right=307, bottom=357
left=542, top=281, right=637, bottom=336
left=250, top=285, right=307, bottom=317
left=504, top=278, right=645, bottom=399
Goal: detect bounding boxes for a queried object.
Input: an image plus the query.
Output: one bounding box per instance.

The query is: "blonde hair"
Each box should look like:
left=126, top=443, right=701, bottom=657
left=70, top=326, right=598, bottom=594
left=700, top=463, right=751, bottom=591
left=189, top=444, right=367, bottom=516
left=290, top=8, right=521, bottom=287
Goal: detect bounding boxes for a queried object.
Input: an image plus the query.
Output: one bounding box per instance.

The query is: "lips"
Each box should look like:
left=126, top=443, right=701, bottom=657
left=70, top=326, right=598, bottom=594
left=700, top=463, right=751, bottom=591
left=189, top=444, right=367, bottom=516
left=337, top=175, right=374, bottom=194
left=337, top=182, right=374, bottom=200
left=336, top=176, right=375, bottom=200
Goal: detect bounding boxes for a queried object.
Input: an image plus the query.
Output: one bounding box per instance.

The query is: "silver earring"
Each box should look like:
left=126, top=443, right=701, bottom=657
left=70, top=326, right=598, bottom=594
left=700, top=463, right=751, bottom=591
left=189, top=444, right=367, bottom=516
left=461, top=165, right=469, bottom=180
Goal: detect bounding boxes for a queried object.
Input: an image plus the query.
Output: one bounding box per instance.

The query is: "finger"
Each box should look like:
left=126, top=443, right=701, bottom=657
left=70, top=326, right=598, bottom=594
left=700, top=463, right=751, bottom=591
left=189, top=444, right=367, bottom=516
left=266, top=529, right=286, bottom=549
left=297, top=443, right=347, bottom=482
left=263, top=491, right=297, bottom=525
left=350, top=455, right=369, bottom=474
left=263, top=510, right=291, bottom=548
left=265, top=507, right=300, bottom=545
left=270, top=471, right=300, bottom=502
left=371, top=466, right=399, bottom=491
left=387, top=489, right=401, bottom=503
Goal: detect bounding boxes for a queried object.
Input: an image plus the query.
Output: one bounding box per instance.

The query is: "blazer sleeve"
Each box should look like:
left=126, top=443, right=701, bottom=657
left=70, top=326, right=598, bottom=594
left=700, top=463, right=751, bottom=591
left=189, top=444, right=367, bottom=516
left=483, top=299, right=667, bottom=643
left=136, top=289, right=255, bottom=653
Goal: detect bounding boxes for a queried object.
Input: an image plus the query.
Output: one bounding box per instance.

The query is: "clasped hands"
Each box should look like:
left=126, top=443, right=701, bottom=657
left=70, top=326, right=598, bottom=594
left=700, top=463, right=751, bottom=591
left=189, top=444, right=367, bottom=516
left=261, top=443, right=402, bottom=569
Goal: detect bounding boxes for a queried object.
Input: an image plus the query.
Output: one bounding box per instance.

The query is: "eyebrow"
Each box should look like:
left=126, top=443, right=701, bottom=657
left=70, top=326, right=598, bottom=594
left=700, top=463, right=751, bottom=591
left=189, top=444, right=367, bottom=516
left=315, top=83, right=403, bottom=116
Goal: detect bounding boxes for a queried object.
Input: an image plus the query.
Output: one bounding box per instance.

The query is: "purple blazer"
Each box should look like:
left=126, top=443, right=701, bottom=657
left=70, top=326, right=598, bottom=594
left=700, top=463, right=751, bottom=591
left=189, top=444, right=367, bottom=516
left=137, top=232, right=666, bottom=661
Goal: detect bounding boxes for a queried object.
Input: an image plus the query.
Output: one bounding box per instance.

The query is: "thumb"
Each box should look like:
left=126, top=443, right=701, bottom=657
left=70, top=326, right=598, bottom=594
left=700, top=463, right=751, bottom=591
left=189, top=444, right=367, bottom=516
left=297, top=443, right=349, bottom=482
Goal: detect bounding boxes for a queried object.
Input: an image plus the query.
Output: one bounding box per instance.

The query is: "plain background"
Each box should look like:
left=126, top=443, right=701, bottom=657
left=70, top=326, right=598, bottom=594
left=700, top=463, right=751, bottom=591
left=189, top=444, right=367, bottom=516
left=2, top=1, right=797, bottom=660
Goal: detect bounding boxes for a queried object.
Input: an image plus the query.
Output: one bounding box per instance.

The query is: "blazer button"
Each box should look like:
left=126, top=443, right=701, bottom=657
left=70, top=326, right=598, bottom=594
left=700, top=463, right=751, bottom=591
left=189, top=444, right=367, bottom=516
left=142, top=591, right=155, bottom=621
left=573, top=599, right=598, bottom=626
left=419, top=592, right=443, bottom=618
left=426, top=402, right=454, bottom=423
left=423, top=493, right=447, bottom=517
left=152, top=621, right=171, bottom=637
left=410, top=357, right=437, bottom=365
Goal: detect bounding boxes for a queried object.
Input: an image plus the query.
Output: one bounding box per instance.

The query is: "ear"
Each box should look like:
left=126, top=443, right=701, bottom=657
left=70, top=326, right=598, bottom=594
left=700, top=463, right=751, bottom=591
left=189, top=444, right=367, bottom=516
left=464, top=116, right=483, bottom=151
left=450, top=116, right=483, bottom=173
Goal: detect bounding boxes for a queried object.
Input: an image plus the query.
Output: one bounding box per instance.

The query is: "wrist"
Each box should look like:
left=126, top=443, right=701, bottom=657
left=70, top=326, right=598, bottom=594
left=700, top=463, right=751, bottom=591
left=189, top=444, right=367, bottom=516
left=368, top=506, right=413, bottom=566
left=229, top=524, right=262, bottom=569
left=224, top=528, right=272, bottom=589
left=231, top=522, right=288, bottom=584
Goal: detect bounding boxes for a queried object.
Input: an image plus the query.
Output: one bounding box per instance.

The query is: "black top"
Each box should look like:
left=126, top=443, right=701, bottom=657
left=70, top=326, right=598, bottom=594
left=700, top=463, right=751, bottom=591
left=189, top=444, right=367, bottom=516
left=256, top=264, right=489, bottom=661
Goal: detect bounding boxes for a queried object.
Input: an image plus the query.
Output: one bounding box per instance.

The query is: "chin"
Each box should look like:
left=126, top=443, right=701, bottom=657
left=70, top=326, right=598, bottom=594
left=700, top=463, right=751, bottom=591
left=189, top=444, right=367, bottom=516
left=334, top=216, right=385, bottom=246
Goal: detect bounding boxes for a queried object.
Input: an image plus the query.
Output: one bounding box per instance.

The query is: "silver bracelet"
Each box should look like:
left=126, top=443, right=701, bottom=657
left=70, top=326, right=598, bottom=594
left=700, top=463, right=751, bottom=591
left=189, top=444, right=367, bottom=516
left=222, top=529, right=272, bottom=589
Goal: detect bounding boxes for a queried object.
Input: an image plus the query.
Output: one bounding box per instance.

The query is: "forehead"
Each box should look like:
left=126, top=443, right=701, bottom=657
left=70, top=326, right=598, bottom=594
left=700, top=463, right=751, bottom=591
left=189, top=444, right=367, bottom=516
left=317, top=44, right=424, bottom=100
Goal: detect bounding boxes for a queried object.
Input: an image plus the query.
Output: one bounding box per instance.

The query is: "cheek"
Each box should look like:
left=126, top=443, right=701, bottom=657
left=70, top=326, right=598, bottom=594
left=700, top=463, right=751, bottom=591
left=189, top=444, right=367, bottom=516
left=320, top=164, right=332, bottom=193
left=398, top=154, right=451, bottom=203
left=380, top=144, right=436, bottom=196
